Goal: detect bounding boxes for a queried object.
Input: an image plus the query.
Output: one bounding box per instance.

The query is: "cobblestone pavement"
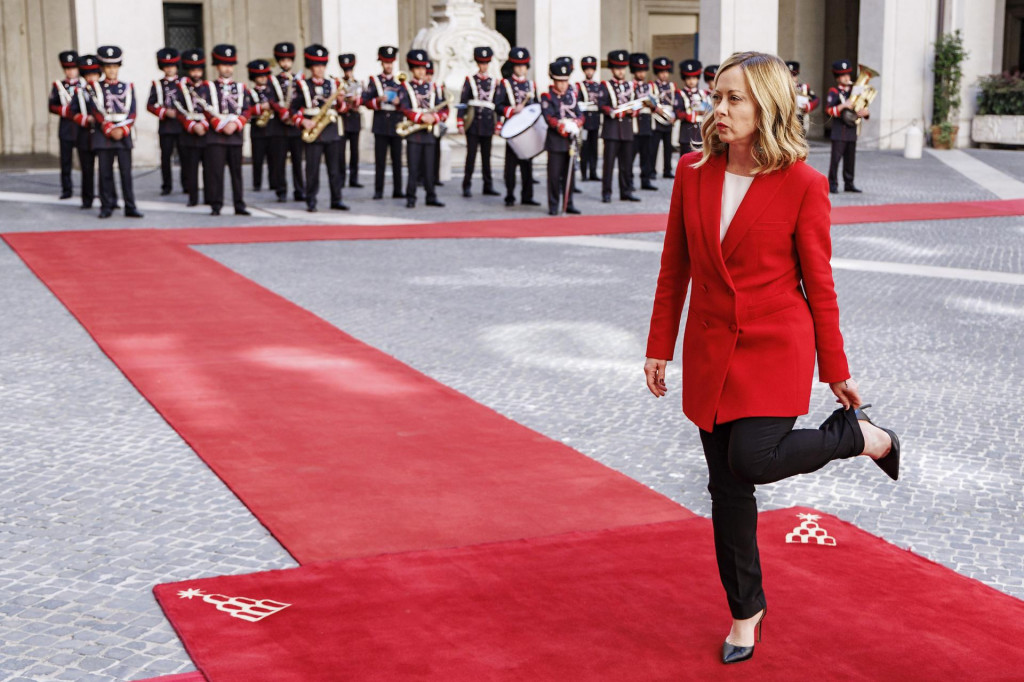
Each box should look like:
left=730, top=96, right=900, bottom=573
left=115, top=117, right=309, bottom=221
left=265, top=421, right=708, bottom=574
left=0, top=147, right=1021, bottom=680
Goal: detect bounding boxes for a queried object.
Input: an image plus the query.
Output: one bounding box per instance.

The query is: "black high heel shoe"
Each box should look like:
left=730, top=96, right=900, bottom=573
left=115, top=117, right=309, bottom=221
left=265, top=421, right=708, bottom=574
left=853, top=404, right=901, bottom=481
left=721, top=607, right=766, bottom=665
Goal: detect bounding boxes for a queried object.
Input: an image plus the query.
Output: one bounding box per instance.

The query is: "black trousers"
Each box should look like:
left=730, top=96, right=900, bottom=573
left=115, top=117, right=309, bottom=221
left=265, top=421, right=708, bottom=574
left=268, top=137, right=288, bottom=199
left=180, top=144, right=203, bottom=205
left=251, top=136, right=270, bottom=190
left=204, top=144, right=245, bottom=213
left=828, top=139, right=857, bottom=189
left=504, top=148, right=533, bottom=202
left=546, top=149, right=576, bottom=213
left=406, top=142, right=436, bottom=203
left=602, top=139, right=633, bottom=198
left=580, top=130, right=599, bottom=179
left=287, top=135, right=305, bottom=199
left=653, top=128, right=674, bottom=175
left=305, top=140, right=344, bottom=209
left=159, top=133, right=180, bottom=193
left=698, top=409, right=864, bottom=620
left=78, top=147, right=96, bottom=207
left=434, top=137, right=442, bottom=184
left=344, top=130, right=360, bottom=184
left=632, top=134, right=655, bottom=183
left=59, top=138, right=74, bottom=195
left=97, top=148, right=136, bottom=212
left=374, top=134, right=403, bottom=195
left=463, top=134, right=494, bottom=191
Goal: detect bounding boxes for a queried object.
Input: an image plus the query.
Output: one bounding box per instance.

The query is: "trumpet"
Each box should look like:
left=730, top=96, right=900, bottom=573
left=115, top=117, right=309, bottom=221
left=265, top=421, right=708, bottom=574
left=608, top=93, right=658, bottom=117
left=396, top=102, right=448, bottom=138
left=840, top=64, right=878, bottom=127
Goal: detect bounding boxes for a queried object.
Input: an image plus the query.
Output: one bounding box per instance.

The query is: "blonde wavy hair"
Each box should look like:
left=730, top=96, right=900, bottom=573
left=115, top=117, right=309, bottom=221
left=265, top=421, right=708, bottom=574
left=693, top=51, right=808, bottom=174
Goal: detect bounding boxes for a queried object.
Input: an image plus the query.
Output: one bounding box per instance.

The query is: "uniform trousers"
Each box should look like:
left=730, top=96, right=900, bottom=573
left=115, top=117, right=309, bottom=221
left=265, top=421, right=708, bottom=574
left=374, top=134, right=403, bottom=195
left=406, top=142, right=437, bottom=203
left=267, top=137, right=289, bottom=200
left=203, top=144, right=245, bottom=213
left=653, top=128, right=674, bottom=176
left=602, top=139, right=633, bottom=198
left=828, top=139, right=857, bottom=190
left=159, top=133, right=180, bottom=193
left=580, top=131, right=599, bottom=179
left=698, top=408, right=864, bottom=620
left=286, top=135, right=305, bottom=199
left=97, top=148, right=136, bottom=212
left=305, top=140, right=344, bottom=209
left=78, top=147, right=96, bottom=207
left=463, top=134, right=494, bottom=191
left=344, top=130, right=360, bottom=185
left=546, top=150, right=576, bottom=213
left=179, top=143, right=204, bottom=205
left=504, top=148, right=534, bottom=202
left=59, top=139, right=75, bottom=195
left=632, top=134, right=656, bottom=183
left=251, top=136, right=270, bottom=190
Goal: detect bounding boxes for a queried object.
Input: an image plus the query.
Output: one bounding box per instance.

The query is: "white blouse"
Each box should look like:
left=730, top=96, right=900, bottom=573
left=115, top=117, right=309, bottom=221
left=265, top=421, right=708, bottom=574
left=721, top=171, right=755, bottom=241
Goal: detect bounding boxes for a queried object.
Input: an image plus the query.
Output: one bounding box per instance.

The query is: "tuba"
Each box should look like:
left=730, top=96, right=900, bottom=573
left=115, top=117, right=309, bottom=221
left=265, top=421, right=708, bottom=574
left=301, top=86, right=342, bottom=143
left=840, top=64, right=878, bottom=127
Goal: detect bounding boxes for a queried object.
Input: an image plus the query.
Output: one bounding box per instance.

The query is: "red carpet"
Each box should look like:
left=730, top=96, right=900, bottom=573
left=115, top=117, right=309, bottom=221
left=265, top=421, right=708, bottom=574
left=153, top=508, right=1024, bottom=682
left=133, top=674, right=206, bottom=682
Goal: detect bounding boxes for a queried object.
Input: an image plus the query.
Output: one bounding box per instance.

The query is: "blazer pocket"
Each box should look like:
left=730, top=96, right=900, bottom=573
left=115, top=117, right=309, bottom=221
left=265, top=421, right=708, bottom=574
left=746, top=291, right=803, bottom=321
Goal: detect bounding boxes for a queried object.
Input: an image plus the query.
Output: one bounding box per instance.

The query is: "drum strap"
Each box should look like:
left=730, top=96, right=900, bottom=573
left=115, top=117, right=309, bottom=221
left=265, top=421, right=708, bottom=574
left=504, top=80, right=515, bottom=108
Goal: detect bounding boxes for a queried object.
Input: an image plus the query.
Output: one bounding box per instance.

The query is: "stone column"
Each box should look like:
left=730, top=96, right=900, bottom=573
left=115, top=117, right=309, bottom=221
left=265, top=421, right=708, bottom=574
left=516, top=0, right=601, bottom=89
left=698, top=0, right=779, bottom=66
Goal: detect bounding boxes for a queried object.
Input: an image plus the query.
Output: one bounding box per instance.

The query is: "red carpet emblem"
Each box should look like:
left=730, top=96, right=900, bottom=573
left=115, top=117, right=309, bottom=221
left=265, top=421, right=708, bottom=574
left=177, top=587, right=291, bottom=623
left=785, top=512, right=836, bottom=546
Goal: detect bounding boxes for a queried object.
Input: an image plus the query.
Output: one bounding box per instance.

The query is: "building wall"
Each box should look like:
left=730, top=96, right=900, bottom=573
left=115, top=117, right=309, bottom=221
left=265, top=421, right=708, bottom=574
left=778, top=0, right=827, bottom=136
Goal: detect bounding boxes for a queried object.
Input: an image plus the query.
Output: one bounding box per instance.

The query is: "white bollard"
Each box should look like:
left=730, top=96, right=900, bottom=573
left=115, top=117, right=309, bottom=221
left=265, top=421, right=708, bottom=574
left=439, top=136, right=453, bottom=182
left=904, top=123, right=924, bottom=159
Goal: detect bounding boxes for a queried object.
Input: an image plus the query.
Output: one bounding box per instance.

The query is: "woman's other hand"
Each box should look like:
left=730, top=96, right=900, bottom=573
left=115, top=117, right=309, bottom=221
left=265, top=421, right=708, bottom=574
left=645, top=358, right=668, bottom=397
left=830, top=377, right=862, bottom=409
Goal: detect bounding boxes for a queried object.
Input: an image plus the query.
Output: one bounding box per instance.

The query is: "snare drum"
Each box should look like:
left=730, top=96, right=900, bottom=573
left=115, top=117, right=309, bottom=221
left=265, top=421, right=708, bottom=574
left=500, top=103, right=546, bottom=159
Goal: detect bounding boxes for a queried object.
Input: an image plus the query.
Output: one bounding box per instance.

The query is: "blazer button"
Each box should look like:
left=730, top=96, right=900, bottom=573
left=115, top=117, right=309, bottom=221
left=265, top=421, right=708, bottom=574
left=729, top=323, right=738, bottom=332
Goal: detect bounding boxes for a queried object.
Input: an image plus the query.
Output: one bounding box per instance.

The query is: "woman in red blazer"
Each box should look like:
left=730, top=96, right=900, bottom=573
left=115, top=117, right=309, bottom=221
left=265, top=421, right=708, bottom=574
left=644, top=52, right=901, bottom=665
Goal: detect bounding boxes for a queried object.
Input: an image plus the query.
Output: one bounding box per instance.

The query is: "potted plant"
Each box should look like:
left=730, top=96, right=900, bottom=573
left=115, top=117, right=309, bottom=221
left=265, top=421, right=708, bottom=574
left=972, top=72, right=1024, bottom=145
left=931, top=30, right=967, bottom=149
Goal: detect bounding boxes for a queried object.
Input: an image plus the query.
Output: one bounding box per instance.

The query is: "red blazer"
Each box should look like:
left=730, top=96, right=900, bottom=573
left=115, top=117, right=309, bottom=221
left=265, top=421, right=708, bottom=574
left=647, top=151, right=850, bottom=432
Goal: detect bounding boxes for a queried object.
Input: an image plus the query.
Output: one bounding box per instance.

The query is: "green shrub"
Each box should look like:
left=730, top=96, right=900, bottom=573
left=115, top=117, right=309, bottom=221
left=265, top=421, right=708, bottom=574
left=933, top=31, right=967, bottom=126
left=976, top=73, right=1024, bottom=115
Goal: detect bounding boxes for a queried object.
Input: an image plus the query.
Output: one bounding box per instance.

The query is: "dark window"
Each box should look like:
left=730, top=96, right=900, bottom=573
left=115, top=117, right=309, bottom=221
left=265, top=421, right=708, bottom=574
left=496, top=9, right=516, bottom=79
left=164, top=2, right=203, bottom=53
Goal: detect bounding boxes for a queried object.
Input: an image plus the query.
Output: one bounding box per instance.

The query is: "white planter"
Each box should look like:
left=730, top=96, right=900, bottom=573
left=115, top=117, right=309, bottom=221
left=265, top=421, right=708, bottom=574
left=971, top=115, right=1024, bottom=145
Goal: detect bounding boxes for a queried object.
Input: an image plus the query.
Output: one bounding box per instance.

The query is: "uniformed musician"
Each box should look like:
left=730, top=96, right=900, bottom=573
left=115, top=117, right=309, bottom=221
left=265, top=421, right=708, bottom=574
left=786, top=60, right=820, bottom=134
left=677, top=59, right=707, bottom=155
left=49, top=50, right=80, bottom=200
left=397, top=49, right=447, bottom=209
left=629, top=53, right=657, bottom=191
left=87, top=46, right=142, bottom=219
left=458, top=46, right=501, bottom=198
left=598, top=49, right=641, bottom=203
left=650, top=56, right=680, bottom=179
left=69, top=54, right=100, bottom=210
left=147, top=48, right=183, bottom=195
left=541, top=60, right=584, bottom=216
left=825, top=59, right=867, bottom=194
left=273, top=42, right=305, bottom=201
left=703, top=64, right=718, bottom=95
left=247, top=59, right=277, bottom=194
left=425, top=60, right=444, bottom=187
left=576, top=55, right=602, bottom=182
left=338, top=53, right=364, bottom=188
left=197, top=44, right=255, bottom=216
left=291, top=44, right=349, bottom=212
left=496, top=47, right=539, bottom=207
left=362, top=46, right=405, bottom=200
left=175, top=49, right=209, bottom=207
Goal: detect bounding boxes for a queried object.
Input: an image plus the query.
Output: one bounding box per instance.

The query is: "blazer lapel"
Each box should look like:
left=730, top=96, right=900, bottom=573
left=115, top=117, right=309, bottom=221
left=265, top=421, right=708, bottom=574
left=720, top=165, right=788, bottom=262
left=698, top=154, right=732, bottom=285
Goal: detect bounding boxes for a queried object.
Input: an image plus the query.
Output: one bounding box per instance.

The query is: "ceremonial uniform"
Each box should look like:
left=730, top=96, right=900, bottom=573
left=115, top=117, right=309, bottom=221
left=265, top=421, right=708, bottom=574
left=338, top=54, right=363, bottom=188
left=426, top=61, right=444, bottom=186
left=629, top=53, right=657, bottom=189
left=273, top=42, right=305, bottom=201
left=496, top=47, right=538, bottom=206
left=291, top=44, right=348, bottom=212
left=175, top=49, right=209, bottom=207
left=677, top=59, right=707, bottom=156
left=825, top=59, right=864, bottom=193
left=69, top=54, right=100, bottom=209
left=651, top=57, right=681, bottom=178
left=703, top=64, right=718, bottom=94
left=49, top=50, right=80, bottom=199
left=87, top=46, right=141, bottom=218
left=541, top=61, right=584, bottom=215
left=247, top=59, right=278, bottom=194
left=198, top=44, right=255, bottom=216
left=598, top=49, right=640, bottom=203
left=459, top=47, right=500, bottom=197
left=362, top=46, right=405, bottom=199
left=398, top=49, right=447, bottom=208
left=147, top=48, right=183, bottom=195
left=786, top=61, right=820, bottom=133
left=576, top=55, right=602, bottom=181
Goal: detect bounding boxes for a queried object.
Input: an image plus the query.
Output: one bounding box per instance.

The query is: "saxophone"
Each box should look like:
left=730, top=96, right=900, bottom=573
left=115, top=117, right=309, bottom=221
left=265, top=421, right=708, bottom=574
left=301, top=86, right=341, bottom=143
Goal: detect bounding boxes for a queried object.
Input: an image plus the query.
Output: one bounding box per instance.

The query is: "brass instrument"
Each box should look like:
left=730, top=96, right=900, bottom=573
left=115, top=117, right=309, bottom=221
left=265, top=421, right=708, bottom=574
left=840, top=64, right=878, bottom=127
left=609, top=93, right=658, bottom=117
left=253, top=106, right=273, bottom=127
left=396, top=102, right=448, bottom=138
left=301, top=86, right=342, bottom=143
left=342, top=77, right=362, bottom=106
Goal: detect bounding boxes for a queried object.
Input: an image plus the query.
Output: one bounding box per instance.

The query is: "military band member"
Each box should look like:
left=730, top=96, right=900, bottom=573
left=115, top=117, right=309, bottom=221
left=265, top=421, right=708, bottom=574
left=677, top=59, right=707, bottom=156
left=629, top=53, right=657, bottom=190
left=291, top=44, right=349, bottom=212
left=496, top=47, right=539, bottom=207
left=458, top=47, right=500, bottom=198
left=650, top=57, right=680, bottom=178
left=425, top=60, right=444, bottom=186
left=576, top=55, right=601, bottom=181
left=338, top=53, right=364, bottom=188
left=247, top=59, right=277, bottom=194
left=49, top=50, right=80, bottom=199
left=786, top=60, right=820, bottom=133
left=825, top=59, right=867, bottom=194
left=703, top=64, right=718, bottom=95
left=398, top=49, right=447, bottom=209
left=69, top=54, right=100, bottom=209
left=362, top=46, right=405, bottom=200
left=175, top=49, right=209, bottom=207
left=147, top=48, right=183, bottom=195
left=87, top=46, right=142, bottom=218
left=273, top=42, right=305, bottom=201
left=598, top=49, right=640, bottom=203
left=198, top=44, right=254, bottom=216
left=541, top=60, right=584, bottom=216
